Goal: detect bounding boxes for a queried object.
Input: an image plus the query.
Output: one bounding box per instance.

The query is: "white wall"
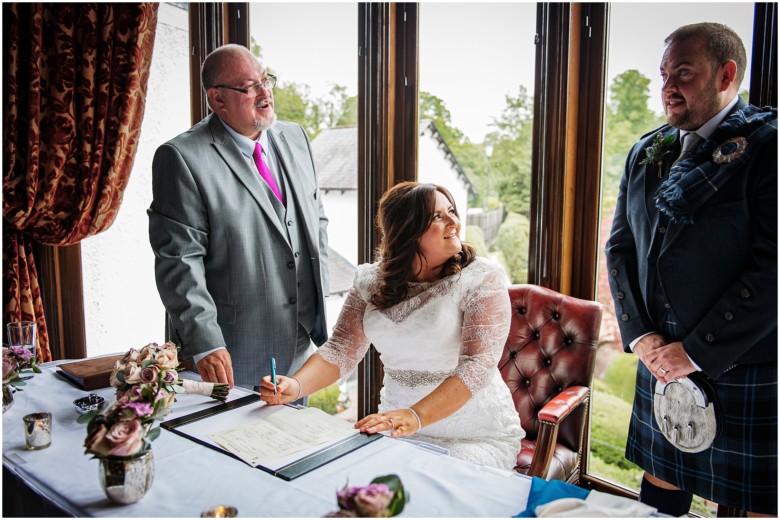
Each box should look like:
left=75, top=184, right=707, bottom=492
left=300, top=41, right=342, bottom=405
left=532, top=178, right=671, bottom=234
left=417, top=131, right=469, bottom=240
left=321, top=190, right=358, bottom=267
left=80, top=4, right=190, bottom=356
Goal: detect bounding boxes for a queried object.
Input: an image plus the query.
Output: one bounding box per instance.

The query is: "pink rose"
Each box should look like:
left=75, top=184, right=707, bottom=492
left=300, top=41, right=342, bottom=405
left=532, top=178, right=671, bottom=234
left=122, top=349, right=139, bottom=364
left=85, top=424, right=113, bottom=458
left=337, top=486, right=360, bottom=511
left=154, top=348, right=178, bottom=370
left=3, top=350, right=18, bottom=383
left=155, top=388, right=175, bottom=410
left=140, top=365, right=160, bottom=384
left=123, top=400, right=154, bottom=417
left=124, top=385, right=147, bottom=403
left=160, top=341, right=178, bottom=354
left=338, top=484, right=393, bottom=517
left=123, top=363, right=143, bottom=384
left=9, top=345, right=33, bottom=361
left=137, top=344, right=156, bottom=364
left=161, top=369, right=178, bottom=384
left=106, top=419, right=145, bottom=457
left=110, top=360, right=126, bottom=388
left=354, top=484, right=393, bottom=517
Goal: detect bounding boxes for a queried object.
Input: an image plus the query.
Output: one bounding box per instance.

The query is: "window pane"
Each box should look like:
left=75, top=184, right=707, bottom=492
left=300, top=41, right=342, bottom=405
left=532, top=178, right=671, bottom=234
left=419, top=3, right=536, bottom=282
left=81, top=3, right=191, bottom=356
left=592, top=5, right=753, bottom=516
left=251, top=3, right=358, bottom=419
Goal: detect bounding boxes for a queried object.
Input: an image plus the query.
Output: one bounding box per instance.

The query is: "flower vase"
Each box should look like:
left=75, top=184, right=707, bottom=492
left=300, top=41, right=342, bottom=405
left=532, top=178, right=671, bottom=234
left=2, top=384, right=13, bottom=413
left=98, top=451, right=154, bottom=504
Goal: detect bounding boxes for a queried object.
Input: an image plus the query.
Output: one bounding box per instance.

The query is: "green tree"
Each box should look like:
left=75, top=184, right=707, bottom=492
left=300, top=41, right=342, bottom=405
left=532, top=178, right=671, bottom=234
left=337, top=95, right=358, bottom=126
left=419, top=92, right=487, bottom=205
left=602, top=70, right=665, bottom=204
left=250, top=38, right=355, bottom=138
left=495, top=212, right=530, bottom=283
left=485, top=86, right=534, bottom=216
left=465, top=225, right=488, bottom=257
left=273, top=82, right=312, bottom=132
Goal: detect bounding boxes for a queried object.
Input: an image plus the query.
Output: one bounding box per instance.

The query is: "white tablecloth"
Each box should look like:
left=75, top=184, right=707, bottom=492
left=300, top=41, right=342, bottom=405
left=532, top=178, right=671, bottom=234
left=3, top=360, right=532, bottom=517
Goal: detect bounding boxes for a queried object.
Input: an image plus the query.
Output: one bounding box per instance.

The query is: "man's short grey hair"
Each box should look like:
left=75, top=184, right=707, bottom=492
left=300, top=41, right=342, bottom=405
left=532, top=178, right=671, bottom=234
left=200, top=44, right=255, bottom=90
left=665, top=22, right=747, bottom=87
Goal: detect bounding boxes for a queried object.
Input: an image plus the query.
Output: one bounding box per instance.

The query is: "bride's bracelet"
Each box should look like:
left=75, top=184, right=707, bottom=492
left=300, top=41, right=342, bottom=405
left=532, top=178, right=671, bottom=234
left=406, top=407, right=423, bottom=431
left=290, top=377, right=302, bottom=400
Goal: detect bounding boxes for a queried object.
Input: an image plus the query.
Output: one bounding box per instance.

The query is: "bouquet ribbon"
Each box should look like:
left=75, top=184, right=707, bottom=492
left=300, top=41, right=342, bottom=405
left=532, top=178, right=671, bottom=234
left=181, top=379, right=215, bottom=397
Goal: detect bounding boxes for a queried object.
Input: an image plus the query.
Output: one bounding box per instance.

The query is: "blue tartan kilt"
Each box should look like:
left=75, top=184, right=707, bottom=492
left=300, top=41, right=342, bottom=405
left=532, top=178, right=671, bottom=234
left=626, top=361, right=778, bottom=514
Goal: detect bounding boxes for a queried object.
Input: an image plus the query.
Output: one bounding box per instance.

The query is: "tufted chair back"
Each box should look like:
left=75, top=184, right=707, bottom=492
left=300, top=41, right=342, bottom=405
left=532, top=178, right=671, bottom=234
left=499, top=284, right=603, bottom=483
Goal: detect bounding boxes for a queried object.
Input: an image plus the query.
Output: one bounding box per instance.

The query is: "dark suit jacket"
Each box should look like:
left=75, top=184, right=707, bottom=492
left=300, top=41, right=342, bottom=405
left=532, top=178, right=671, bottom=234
left=148, top=114, right=329, bottom=385
left=605, top=99, right=777, bottom=379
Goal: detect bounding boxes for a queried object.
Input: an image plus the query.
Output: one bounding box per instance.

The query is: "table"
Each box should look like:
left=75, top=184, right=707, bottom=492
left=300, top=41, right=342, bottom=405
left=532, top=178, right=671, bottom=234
left=3, top=360, right=532, bottom=517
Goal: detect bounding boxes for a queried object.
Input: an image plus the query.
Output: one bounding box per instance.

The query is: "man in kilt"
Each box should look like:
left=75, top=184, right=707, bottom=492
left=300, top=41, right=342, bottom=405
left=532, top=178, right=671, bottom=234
left=606, top=22, right=777, bottom=516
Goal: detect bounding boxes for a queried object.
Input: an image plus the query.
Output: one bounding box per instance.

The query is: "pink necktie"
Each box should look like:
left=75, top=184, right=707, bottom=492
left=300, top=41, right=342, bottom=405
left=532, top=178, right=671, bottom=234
left=253, top=142, right=284, bottom=205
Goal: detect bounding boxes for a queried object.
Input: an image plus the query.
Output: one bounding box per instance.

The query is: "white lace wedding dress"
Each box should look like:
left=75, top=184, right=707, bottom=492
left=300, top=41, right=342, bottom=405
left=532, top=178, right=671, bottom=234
left=315, top=256, right=524, bottom=470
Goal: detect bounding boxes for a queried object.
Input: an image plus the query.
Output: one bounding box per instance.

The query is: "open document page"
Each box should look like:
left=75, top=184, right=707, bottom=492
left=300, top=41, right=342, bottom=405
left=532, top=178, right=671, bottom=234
left=208, top=407, right=359, bottom=469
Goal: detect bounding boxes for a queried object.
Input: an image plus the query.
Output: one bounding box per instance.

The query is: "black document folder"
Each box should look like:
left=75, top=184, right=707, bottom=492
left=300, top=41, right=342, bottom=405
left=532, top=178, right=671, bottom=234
left=161, top=394, right=380, bottom=480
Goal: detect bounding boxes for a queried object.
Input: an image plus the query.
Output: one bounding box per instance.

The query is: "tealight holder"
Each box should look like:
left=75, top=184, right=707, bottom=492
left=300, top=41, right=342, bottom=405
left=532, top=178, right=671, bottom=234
left=23, top=412, right=52, bottom=450
left=73, top=394, right=105, bottom=415
left=201, top=505, right=238, bottom=518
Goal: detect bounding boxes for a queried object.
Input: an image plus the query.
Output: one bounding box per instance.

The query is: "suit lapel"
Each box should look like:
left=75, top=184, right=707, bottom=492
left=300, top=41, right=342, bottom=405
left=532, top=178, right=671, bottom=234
left=643, top=128, right=680, bottom=224
left=207, top=116, right=288, bottom=240
left=643, top=128, right=681, bottom=256
left=269, top=128, right=317, bottom=243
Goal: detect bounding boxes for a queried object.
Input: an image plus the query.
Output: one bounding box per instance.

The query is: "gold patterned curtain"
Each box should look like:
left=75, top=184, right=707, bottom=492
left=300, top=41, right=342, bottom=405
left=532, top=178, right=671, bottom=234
left=3, top=3, right=158, bottom=361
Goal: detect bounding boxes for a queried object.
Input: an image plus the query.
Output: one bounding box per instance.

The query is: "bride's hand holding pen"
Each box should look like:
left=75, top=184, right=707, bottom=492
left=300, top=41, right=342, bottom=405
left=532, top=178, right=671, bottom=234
left=259, top=374, right=302, bottom=405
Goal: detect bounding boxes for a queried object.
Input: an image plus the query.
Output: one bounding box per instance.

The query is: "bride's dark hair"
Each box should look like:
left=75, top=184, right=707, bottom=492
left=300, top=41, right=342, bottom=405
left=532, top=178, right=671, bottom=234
left=370, top=181, right=476, bottom=310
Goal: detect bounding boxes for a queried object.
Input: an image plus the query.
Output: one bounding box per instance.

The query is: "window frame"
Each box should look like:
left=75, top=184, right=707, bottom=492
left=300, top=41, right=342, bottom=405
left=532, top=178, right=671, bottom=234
left=39, top=2, right=776, bottom=490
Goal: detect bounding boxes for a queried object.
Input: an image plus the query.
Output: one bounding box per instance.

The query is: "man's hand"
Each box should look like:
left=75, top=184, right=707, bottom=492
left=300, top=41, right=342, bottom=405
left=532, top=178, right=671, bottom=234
left=196, top=349, right=235, bottom=389
left=634, top=333, right=666, bottom=365
left=645, top=341, right=697, bottom=384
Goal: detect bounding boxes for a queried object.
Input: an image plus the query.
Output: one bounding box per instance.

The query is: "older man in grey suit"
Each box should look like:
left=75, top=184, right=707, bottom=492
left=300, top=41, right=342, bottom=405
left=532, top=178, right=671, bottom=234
left=148, top=44, right=329, bottom=390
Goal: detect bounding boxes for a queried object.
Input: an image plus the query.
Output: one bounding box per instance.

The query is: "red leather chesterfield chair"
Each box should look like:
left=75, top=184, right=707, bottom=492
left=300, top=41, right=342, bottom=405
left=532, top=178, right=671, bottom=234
left=499, top=284, right=603, bottom=483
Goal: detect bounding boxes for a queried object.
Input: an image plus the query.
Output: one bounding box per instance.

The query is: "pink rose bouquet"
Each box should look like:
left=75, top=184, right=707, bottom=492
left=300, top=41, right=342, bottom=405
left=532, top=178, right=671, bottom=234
left=78, top=380, right=167, bottom=459
left=324, top=475, right=408, bottom=518
left=79, top=341, right=229, bottom=460
left=110, top=342, right=229, bottom=403
left=2, top=345, right=41, bottom=387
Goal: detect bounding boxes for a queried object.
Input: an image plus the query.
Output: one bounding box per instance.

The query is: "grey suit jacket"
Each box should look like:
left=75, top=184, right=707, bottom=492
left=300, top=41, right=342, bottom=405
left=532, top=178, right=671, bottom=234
left=148, top=114, right=329, bottom=385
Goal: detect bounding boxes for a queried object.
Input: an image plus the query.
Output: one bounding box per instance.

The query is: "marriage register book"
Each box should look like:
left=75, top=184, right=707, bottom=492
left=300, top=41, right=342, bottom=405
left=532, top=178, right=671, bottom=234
left=57, top=354, right=124, bottom=390
left=161, top=394, right=379, bottom=480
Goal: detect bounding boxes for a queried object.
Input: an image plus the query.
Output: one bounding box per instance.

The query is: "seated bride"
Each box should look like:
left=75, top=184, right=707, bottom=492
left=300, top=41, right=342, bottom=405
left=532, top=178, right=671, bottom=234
left=259, top=181, right=524, bottom=470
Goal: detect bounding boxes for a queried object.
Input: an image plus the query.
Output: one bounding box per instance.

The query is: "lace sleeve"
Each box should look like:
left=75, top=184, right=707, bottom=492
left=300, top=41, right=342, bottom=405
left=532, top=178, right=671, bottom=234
left=452, top=263, right=511, bottom=394
left=314, top=287, right=371, bottom=380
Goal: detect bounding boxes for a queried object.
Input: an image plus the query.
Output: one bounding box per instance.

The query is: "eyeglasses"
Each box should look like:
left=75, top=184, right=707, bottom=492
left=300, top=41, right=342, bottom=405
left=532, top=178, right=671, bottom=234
left=214, top=75, right=277, bottom=97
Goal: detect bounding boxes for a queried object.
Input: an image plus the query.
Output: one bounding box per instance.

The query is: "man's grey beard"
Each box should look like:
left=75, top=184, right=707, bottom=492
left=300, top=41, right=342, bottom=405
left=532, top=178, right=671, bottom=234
left=254, top=112, right=277, bottom=132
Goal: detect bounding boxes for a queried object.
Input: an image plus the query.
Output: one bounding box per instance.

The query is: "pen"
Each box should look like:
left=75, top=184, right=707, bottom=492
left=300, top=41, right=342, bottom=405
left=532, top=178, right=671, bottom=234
left=271, top=357, right=277, bottom=395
